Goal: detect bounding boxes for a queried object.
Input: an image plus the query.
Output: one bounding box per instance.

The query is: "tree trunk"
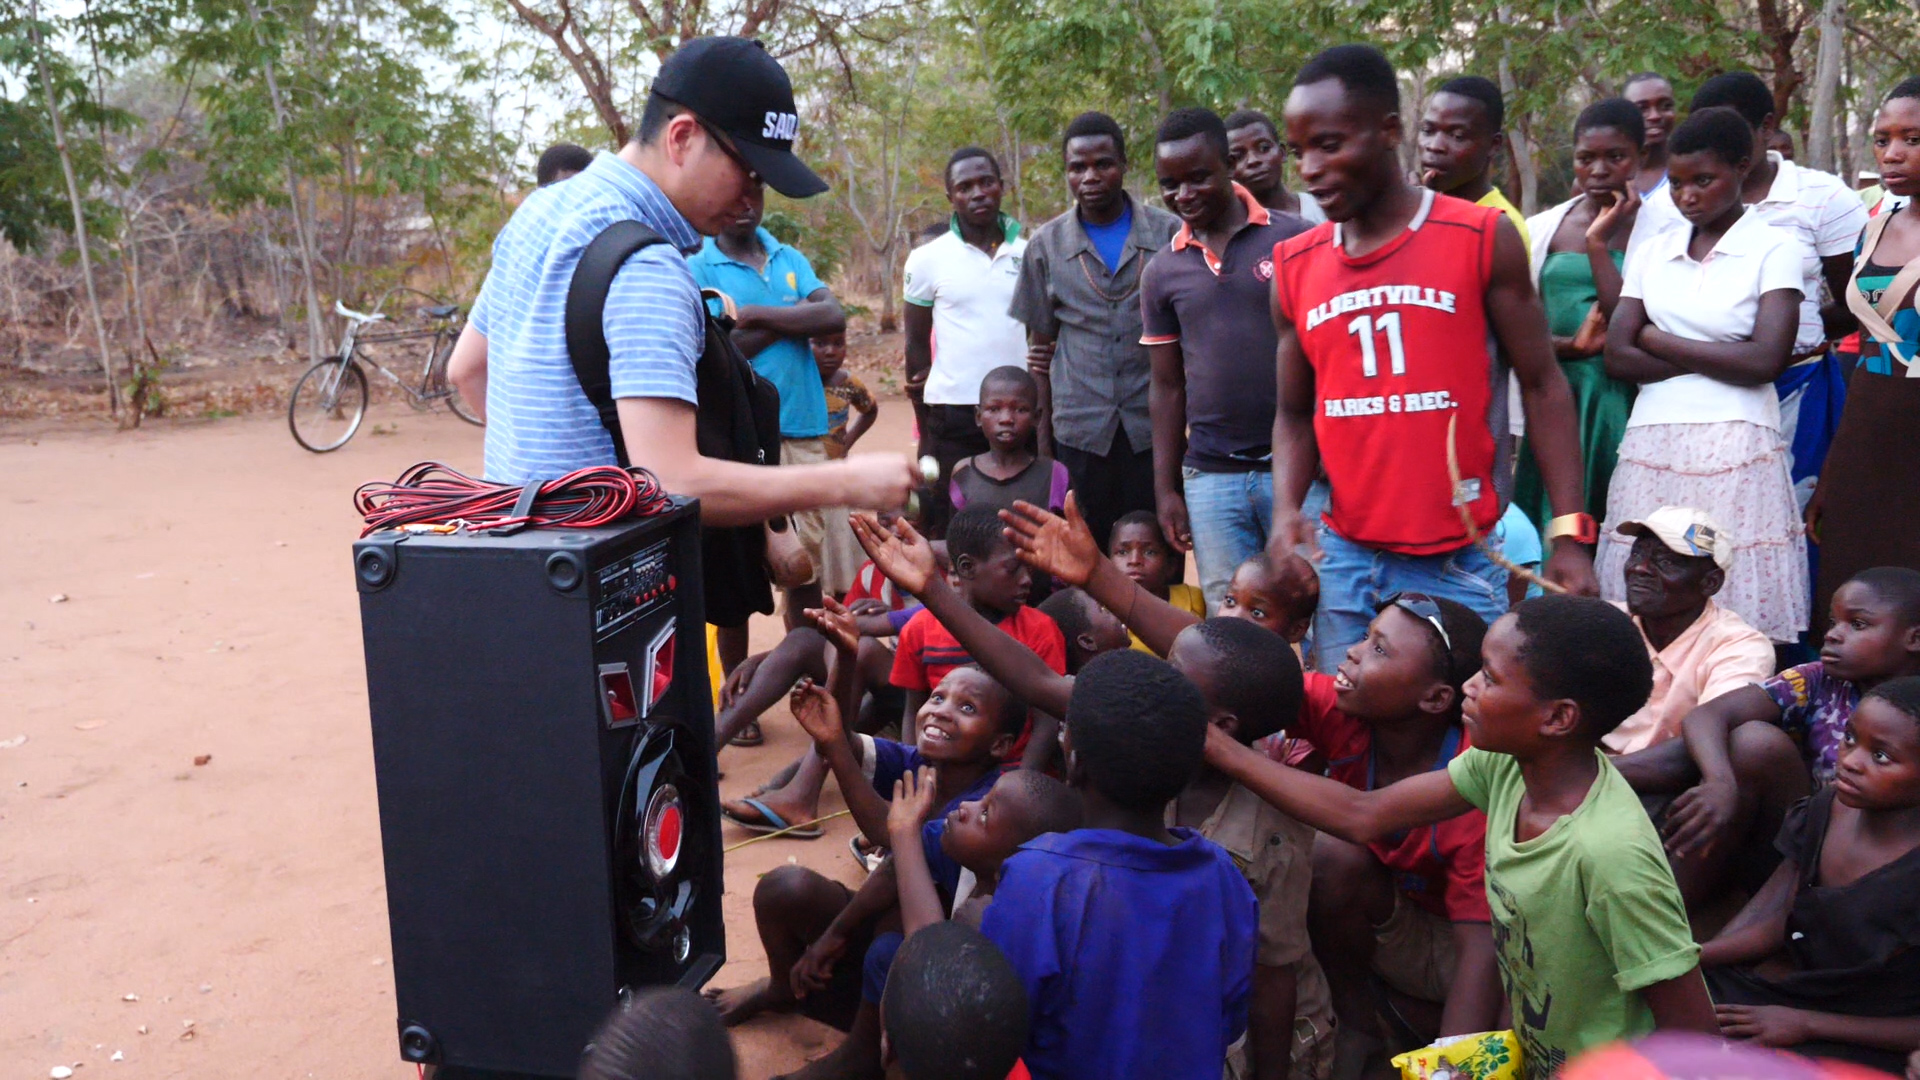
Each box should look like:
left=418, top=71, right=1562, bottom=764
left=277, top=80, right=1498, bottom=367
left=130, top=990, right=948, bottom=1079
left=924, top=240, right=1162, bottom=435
left=243, top=0, right=327, bottom=364
left=1806, top=0, right=1846, bottom=173
left=28, top=0, right=119, bottom=415
left=1495, top=9, right=1540, bottom=215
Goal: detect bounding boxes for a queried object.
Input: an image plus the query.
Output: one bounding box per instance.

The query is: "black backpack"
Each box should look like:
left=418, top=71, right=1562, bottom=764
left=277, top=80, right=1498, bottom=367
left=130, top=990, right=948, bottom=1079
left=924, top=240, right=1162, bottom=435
left=565, top=220, right=779, bottom=627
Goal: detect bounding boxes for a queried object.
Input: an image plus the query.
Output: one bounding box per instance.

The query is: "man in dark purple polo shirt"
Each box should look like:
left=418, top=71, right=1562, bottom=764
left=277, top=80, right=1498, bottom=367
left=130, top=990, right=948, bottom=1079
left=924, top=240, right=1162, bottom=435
left=1140, top=107, right=1310, bottom=611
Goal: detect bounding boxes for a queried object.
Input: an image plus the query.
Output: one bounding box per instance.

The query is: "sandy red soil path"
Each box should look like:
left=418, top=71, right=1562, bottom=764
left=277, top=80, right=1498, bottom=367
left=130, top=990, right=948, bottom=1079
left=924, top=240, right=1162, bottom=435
left=2, top=403, right=895, bottom=1078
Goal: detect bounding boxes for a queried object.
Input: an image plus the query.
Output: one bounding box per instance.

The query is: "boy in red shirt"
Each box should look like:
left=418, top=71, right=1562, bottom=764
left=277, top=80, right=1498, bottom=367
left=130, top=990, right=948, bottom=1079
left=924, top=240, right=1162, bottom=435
left=892, top=505, right=1067, bottom=770
left=1267, top=44, right=1598, bottom=673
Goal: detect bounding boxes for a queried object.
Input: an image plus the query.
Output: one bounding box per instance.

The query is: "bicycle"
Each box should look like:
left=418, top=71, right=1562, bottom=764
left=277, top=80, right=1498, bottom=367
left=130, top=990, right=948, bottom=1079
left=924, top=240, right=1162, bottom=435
left=287, top=287, right=483, bottom=452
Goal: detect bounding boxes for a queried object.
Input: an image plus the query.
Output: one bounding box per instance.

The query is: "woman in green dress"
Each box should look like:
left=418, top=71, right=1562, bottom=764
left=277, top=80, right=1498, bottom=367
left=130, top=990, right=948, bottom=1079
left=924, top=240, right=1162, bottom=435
left=1514, top=98, right=1663, bottom=529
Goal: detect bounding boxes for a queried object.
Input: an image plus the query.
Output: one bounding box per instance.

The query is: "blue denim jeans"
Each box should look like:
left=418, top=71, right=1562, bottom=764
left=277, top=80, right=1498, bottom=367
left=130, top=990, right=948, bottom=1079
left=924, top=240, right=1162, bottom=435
left=1183, top=466, right=1273, bottom=613
left=1311, top=524, right=1509, bottom=674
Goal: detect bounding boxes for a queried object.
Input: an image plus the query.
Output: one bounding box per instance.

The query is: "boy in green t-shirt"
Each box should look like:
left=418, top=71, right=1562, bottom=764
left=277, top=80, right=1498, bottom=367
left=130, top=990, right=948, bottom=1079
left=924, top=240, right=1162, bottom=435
left=1206, top=595, right=1717, bottom=1077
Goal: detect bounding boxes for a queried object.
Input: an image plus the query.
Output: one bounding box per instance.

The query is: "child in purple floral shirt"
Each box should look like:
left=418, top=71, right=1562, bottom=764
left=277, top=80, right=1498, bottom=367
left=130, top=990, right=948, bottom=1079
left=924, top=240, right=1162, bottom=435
left=1682, top=567, right=1920, bottom=787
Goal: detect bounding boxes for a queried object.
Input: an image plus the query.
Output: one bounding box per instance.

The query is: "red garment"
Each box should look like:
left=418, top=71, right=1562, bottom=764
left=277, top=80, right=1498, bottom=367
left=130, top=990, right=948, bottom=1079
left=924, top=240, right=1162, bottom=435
left=1272, top=672, right=1492, bottom=922
left=1007, top=1062, right=1031, bottom=1080
left=843, top=560, right=910, bottom=611
left=1275, top=192, right=1505, bottom=555
left=891, top=605, right=1067, bottom=762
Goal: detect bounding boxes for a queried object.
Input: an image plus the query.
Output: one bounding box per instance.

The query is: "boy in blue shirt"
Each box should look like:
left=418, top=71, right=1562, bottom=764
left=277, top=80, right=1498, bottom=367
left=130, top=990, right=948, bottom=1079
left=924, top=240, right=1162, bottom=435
left=983, top=649, right=1258, bottom=1080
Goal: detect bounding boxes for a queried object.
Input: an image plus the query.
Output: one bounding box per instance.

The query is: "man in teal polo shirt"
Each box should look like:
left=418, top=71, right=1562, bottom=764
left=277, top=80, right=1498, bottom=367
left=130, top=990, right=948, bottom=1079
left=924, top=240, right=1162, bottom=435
left=689, top=186, right=847, bottom=683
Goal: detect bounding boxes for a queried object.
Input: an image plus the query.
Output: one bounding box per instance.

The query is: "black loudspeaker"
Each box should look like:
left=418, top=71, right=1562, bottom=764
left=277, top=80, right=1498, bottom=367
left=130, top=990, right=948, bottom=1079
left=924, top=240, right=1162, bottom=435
left=354, top=500, right=724, bottom=1078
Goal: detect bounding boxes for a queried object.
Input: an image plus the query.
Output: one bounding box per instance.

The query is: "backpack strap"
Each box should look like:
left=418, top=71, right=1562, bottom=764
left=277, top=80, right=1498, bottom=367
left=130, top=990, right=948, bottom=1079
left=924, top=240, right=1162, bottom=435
left=565, top=220, right=671, bottom=466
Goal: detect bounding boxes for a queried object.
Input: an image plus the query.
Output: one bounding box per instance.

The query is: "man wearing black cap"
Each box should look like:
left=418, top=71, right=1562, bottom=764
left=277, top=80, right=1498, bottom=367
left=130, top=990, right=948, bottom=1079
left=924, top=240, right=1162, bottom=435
left=448, top=36, right=913, bottom=527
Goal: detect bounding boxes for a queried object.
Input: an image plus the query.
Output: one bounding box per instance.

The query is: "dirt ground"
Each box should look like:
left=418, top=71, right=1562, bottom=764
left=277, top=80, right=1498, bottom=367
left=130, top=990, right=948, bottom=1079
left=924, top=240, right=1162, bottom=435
left=1, top=393, right=913, bottom=1078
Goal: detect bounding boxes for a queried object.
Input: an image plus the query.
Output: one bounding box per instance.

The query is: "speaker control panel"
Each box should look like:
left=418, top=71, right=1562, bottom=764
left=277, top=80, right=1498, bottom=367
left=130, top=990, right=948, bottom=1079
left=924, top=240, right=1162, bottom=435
left=594, top=538, right=676, bottom=641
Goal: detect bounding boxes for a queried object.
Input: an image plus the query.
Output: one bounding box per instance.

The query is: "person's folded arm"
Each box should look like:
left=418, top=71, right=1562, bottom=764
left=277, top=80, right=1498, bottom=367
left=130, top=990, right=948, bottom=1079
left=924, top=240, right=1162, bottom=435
left=736, top=288, right=846, bottom=339
left=1635, top=289, right=1802, bottom=386
left=1604, top=297, right=1690, bottom=383
left=616, top=397, right=912, bottom=527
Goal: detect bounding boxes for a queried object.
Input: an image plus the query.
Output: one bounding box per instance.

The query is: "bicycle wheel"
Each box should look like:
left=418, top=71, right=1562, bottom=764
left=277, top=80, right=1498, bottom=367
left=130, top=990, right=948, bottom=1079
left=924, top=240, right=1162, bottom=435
left=288, top=359, right=368, bottom=452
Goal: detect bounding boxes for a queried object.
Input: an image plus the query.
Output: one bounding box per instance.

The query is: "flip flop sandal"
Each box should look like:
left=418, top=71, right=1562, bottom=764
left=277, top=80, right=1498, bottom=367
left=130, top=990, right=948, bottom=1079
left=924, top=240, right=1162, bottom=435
left=849, top=835, right=887, bottom=875
left=721, top=797, right=822, bottom=839
left=728, top=720, right=765, bottom=747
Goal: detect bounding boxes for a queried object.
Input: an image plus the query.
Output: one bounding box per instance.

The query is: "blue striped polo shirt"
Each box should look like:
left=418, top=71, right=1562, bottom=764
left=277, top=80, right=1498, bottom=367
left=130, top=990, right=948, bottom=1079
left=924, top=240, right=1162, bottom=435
left=469, top=152, right=705, bottom=483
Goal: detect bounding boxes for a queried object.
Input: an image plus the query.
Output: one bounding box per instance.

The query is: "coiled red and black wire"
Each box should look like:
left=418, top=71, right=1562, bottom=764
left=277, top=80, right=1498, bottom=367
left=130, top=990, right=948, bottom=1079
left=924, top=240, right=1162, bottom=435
left=354, top=461, right=674, bottom=537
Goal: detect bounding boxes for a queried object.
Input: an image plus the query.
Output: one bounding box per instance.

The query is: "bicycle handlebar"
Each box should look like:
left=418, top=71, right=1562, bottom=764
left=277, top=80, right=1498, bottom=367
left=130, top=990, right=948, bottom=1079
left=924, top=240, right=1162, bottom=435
left=334, top=300, right=387, bottom=324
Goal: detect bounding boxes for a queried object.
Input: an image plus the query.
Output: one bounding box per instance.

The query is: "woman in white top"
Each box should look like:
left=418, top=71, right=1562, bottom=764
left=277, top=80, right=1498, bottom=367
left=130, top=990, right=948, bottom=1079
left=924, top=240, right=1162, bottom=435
left=1601, top=107, right=1809, bottom=642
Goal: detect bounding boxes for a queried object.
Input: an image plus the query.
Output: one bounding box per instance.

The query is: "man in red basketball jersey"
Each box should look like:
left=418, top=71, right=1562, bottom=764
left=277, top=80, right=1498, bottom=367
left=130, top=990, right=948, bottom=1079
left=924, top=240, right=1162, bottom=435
left=1269, top=44, right=1599, bottom=671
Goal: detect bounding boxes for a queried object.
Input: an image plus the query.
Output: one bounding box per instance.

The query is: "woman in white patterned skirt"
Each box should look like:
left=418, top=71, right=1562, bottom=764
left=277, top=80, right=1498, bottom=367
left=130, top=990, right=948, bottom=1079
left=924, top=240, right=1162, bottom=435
left=1599, top=107, right=1809, bottom=642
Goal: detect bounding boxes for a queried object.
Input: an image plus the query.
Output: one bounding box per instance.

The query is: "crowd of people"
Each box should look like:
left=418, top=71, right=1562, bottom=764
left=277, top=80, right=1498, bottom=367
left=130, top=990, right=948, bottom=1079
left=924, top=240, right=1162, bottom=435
left=455, top=30, right=1920, bottom=1080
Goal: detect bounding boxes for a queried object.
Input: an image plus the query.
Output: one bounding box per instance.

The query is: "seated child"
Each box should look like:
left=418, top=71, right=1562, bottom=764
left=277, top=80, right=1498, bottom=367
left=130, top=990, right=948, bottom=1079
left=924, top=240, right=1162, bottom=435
left=1675, top=566, right=1920, bottom=834
left=949, top=366, right=1070, bottom=520
left=984, top=650, right=1257, bottom=1080
left=704, top=659, right=1026, bottom=1080
left=580, top=986, right=736, bottom=1080
left=892, top=506, right=1066, bottom=769
left=1107, top=510, right=1205, bottom=652
left=862, top=765, right=1082, bottom=1029
left=848, top=512, right=1315, bottom=1079
left=881, top=921, right=1031, bottom=1080
left=1205, top=596, right=1719, bottom=1076
left=1002, top=495, right=1501, bottom=1072
left=1698, top=676, right=1920, bottom=1074
left=1602, top=509, right=1806, bottom=912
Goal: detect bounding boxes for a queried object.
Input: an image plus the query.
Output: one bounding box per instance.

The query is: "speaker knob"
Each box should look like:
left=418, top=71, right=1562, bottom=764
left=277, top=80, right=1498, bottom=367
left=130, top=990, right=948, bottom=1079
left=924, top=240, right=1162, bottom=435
left=398, top=1022, right=437, bottom=1062
left=356, top=547, right=393, bottom=589
left=546, top=552, right=584, bottom=593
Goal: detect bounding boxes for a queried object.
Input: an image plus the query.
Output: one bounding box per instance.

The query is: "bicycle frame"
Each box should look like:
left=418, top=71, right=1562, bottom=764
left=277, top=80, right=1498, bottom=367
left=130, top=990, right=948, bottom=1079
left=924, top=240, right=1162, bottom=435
left=342, top=321, right=460, bottom=404
left=321, top=290, right=462, bottom=408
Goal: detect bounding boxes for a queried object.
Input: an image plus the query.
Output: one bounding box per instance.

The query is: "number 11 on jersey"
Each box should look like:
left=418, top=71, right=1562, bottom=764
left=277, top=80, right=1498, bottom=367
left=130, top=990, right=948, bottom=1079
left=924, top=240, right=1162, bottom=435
left=1346, top=312, right=1406, bottom=377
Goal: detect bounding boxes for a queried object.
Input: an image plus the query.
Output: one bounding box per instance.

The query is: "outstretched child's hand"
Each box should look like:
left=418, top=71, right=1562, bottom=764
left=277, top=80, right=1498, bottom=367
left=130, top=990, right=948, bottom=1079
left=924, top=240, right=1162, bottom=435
left=850, top=512, right=939, bottom=595
left=887, top=766, right=942, bottom=844
left=806, top=596, right=861, bottom=655
left=788, top=677, right=844, bottom=747
left=1001, top=492, right=1101, bottom=587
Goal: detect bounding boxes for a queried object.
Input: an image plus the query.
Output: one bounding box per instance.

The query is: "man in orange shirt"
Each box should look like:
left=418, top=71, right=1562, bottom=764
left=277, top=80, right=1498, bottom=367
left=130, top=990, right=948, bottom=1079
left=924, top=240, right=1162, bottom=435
left=1608, top=507, right=1811, bottom=912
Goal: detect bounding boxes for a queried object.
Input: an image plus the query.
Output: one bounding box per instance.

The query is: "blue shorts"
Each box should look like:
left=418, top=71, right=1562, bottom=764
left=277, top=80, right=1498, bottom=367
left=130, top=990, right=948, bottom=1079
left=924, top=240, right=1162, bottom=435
left=1311, top=524, right=1508, bottom=674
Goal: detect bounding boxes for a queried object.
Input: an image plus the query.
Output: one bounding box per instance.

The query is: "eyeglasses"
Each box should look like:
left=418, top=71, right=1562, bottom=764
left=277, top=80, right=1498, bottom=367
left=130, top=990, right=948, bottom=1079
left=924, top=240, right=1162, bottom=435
left=1385, top=591, right=1453, bottom=672
left=695, top=117, right=762, bottom=186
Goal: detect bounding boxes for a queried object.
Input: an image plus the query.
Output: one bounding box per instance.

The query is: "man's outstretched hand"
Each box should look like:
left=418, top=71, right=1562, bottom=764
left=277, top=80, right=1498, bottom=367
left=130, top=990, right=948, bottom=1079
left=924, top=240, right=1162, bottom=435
left=849, top=512, right=940, bottom=596
left=1000, top=492, right=1102, bottom=587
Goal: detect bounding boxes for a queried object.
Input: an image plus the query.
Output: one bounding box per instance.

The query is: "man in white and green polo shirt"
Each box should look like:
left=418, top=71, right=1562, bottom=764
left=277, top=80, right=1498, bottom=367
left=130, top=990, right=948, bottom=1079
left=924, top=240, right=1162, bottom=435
left=902, top=146, right=1027, bottom=536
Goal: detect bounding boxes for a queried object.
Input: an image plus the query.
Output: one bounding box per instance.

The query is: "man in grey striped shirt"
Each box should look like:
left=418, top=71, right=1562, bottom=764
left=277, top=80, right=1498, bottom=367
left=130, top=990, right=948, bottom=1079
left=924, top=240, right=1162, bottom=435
left=448, top=36, right=913, bottom=529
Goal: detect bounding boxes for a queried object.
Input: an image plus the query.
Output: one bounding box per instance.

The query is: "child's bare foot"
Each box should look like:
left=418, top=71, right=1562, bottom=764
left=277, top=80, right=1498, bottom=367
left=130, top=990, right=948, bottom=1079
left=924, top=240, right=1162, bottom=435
left=703, top=977, right=792, bottom=1027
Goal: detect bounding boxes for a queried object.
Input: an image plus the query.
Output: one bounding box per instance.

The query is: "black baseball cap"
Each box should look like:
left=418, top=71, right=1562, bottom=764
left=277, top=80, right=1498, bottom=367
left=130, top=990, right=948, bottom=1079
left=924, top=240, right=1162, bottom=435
left=650, top=36, right=828, bottom=199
